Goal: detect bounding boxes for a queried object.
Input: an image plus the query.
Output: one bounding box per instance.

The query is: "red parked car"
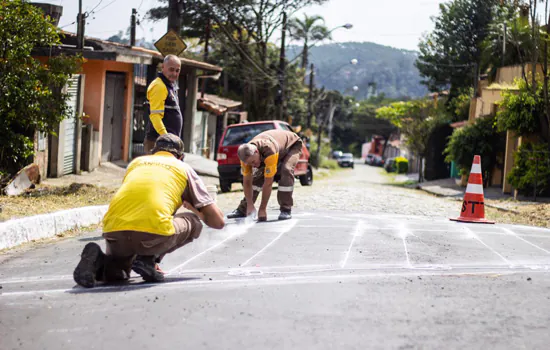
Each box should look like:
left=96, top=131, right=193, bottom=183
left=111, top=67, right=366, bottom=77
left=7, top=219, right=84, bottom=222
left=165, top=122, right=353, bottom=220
left=216, top=120, right=313, bottom=193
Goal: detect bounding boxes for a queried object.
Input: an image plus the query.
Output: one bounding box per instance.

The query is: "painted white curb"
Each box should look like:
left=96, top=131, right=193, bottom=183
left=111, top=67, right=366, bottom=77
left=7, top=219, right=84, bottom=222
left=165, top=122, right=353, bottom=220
left=0, top=205, right=108, bottom=250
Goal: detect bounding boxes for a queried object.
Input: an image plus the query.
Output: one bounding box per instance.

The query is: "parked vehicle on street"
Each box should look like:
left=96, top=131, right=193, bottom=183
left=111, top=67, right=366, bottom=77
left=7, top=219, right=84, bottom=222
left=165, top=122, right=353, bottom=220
left=384, top=157, right=396, bottom=172
left=365, top=154, right=385, bottom=167
left=216, top=121, right=313, bottom=193
left=337, top=153, right=355, bottom=168
left=332, top=150, right=343, bottom=159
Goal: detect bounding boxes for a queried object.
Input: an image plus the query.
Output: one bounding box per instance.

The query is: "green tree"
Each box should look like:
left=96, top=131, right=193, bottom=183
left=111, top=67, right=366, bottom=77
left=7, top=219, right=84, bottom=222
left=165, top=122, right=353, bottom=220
left=288, top=14, right=330, bottom=69
left=148, top=0, right=327, bottom=121
left=0, top=0, right=81, bottom=180
left=416, top=0, right=500, bottom=99
left=496, top=78, right=542, bottom=136
left=376, top=99, right=448, bottom=182
left=444, top=116, right=503, bottom=186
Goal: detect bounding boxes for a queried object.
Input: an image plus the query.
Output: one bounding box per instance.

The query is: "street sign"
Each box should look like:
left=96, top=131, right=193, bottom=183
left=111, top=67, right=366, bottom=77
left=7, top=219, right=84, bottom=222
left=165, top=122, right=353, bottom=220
left=154, top=30, right=187, bottom=57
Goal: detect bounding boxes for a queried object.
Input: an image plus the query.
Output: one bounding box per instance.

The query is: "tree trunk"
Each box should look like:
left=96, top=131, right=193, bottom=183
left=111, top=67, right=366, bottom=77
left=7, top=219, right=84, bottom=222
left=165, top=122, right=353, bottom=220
left=302, top=42, right=308, bottom=70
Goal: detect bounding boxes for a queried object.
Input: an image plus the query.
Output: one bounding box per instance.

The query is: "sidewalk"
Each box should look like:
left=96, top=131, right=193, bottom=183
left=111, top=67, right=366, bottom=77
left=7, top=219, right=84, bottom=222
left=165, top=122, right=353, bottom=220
left=415, top=177, right=549, bottom=213
left=43, top=153, right=220, bottom=189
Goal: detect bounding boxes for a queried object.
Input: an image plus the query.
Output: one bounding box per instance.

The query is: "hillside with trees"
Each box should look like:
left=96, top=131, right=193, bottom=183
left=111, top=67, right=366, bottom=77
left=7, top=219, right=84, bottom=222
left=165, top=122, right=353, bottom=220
left=289, top=42, right=429, bottom=99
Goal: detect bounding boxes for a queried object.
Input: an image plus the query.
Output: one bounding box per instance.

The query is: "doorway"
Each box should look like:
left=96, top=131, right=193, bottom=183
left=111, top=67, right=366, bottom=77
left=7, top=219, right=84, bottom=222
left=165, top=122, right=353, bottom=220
left=102, top=72, right=126, bottom=162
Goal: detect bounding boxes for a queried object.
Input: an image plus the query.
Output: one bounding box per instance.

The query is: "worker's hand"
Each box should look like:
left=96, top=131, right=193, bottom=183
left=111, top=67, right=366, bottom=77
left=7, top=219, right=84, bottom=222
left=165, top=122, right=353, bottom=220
left=258, top=207, right=267, bottom=221
left=246, top=205, right=256, bottom=217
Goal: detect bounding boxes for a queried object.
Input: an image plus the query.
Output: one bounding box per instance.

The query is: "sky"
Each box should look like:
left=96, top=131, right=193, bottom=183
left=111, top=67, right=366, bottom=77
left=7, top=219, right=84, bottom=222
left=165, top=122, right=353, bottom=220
left=37, top=0, right=447, bottom=51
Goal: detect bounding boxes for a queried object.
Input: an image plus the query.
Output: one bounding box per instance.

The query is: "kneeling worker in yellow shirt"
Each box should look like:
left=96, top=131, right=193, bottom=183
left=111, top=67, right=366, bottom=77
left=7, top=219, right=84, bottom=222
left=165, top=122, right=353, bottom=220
left=73, top=134, right=225, bottom=288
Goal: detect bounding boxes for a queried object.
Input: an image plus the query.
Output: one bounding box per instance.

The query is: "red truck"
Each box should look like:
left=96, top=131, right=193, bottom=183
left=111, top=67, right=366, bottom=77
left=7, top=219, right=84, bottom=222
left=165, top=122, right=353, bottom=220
left=216, top=120, right=313, bottom=193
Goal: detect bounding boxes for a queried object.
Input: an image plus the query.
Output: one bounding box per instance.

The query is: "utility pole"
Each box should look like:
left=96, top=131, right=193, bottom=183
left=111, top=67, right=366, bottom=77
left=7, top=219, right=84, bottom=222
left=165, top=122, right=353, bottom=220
left=276, top=11, right=287, bottom=120
left=76, top=0, right=84, bottom=50
left=168, top=0, right=182, bottom=34
left=130, top=8, right=137, bottom=46
left=307, top=63, right=315, bottom=129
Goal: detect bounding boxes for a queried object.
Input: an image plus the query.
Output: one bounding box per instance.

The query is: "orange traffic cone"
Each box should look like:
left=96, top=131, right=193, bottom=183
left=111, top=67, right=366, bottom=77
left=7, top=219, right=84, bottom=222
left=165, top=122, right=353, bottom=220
left=450, top=155, right=495, bottom=224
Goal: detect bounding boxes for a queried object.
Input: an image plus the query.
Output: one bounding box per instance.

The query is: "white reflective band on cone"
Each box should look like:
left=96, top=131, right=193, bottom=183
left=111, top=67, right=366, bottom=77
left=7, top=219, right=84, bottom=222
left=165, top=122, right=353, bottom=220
left=278, top=186, right=294, bottom=192
left=252, top=186, right=262, bottom=192
left=466, top=183, right=484, bottom=195
left=470, top=163, right=482, bottom=174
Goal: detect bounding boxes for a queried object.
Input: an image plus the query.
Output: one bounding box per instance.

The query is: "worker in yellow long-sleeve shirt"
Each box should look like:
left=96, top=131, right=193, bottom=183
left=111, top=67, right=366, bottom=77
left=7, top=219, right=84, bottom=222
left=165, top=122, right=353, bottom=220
left=143, top=54, right=183, bottom=154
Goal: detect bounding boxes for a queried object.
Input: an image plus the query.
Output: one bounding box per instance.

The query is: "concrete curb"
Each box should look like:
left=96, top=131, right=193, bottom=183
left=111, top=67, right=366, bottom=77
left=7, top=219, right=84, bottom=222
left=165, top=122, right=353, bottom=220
left=0, top=205, right=108, bottom=250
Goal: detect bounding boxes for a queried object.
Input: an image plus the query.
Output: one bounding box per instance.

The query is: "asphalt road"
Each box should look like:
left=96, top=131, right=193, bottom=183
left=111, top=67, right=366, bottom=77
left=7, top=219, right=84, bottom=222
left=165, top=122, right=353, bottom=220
left=2, top=163, right=550, bottom=349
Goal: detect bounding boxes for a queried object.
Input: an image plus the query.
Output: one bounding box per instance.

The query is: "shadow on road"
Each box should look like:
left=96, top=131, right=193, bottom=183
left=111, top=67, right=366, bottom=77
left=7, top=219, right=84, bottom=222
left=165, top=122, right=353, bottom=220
left=67, top=276, right=202, bottom=294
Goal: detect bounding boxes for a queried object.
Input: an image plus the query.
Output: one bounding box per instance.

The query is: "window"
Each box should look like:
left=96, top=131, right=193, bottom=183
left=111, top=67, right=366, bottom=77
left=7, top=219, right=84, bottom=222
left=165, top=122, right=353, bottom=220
left=278, top=123, right=293, bottom=132
left=222, top=123, right=275, bottom=146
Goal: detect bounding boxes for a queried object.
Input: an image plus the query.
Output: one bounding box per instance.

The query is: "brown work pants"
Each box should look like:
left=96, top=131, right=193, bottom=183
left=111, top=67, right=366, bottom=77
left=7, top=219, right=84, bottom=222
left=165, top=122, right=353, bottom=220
left=102, top=212, right=203, bottom=276
left=237, top=141, right=302, bottom=213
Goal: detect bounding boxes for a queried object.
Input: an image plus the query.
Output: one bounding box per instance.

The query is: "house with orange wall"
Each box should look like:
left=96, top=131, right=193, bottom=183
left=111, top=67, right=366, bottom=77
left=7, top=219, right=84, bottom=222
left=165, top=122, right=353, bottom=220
left=32, top=31, right=222, bottom=178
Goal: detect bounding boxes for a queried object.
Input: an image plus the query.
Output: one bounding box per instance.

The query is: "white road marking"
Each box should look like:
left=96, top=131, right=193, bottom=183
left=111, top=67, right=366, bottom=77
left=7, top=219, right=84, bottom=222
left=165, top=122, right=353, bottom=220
left=463, top=227, right=513, bottom=266
left=399, top=224, right=413, bottom=268
left=502, top=228, right=550, bottom=255
left=340, top=220, right=365, bottom=268
left=3, top=269, right=548, bottom=298
left=167, top=218, right=256, bottom=274
left=240, top=220, right=298, bottom=267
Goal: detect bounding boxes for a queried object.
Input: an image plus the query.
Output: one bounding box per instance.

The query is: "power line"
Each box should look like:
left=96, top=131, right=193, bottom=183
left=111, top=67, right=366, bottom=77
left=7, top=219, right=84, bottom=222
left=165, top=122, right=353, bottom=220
left=59, top=21, right=76, bottom=29
left=88, top=0, right=104, bottom=14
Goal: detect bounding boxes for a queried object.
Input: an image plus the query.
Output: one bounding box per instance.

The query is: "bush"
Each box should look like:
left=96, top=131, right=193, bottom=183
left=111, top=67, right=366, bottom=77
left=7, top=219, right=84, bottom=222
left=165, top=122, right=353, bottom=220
left=507, top=142, right=550, bottom=196
left=395, top=156, right=409, bottom=174
left=319, top=158, right=339, bottom=169
left=444, top=115, right=502, bottom=183
left=496, top=79, right=542, bottom=135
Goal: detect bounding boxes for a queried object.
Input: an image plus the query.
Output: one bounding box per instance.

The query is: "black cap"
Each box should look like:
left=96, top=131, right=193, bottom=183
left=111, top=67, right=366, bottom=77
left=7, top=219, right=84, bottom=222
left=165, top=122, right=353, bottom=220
left=152, top=134, right=184, bottom=158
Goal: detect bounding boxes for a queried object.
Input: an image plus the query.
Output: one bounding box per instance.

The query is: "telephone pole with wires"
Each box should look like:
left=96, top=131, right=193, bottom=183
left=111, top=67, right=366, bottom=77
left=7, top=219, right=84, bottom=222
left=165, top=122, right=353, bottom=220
left=76, top=0, right=85, bottom=50
left=130, top=8, right=137, bottom=46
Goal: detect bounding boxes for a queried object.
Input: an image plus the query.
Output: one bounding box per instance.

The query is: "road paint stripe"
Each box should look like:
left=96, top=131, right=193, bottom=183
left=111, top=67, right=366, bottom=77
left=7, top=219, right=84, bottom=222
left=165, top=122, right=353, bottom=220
left=502, top=228, right=550, bottom=255
left=3, top=269, right=548, bottom=298
left=399, top=224, right=413, bottom=268
left=463, top=227, right=513, bottom=266
left=340, top=220, right=364, bottom=268
left=240, top=220, right=298, bottom=267
left=167, top=219, right=256, bottom=274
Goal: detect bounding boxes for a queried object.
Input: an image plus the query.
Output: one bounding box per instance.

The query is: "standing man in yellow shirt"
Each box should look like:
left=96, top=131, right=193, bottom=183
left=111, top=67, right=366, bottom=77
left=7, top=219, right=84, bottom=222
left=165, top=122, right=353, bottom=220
left=73, top=134, right=225, bottom=288
left=227, top=129, right=303, bottom=222
left=143, top=55, right=183, bottom=153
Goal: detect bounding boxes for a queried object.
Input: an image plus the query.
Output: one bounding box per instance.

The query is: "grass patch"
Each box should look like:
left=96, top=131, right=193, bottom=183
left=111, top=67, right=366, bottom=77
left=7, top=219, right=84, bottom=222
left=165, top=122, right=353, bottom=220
left=0, top=183, right=115, bottom=222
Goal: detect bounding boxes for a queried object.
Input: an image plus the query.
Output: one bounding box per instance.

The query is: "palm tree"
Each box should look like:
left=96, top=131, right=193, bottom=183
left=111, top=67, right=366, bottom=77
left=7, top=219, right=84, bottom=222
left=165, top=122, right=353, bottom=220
left=288, top=14, right=331, bottom=69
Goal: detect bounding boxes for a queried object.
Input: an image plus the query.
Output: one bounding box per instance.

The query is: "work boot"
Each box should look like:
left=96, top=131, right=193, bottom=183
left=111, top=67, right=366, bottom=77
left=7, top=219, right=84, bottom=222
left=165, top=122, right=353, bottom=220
left=73, top=243, right=105, bottom=288
left=227, top=209, right=246, bottom=219
left=132, top=255, right=165, bottom=283
left=278, top=210, right=292, bottom=221
left=103, top=256, right=131, bottom=283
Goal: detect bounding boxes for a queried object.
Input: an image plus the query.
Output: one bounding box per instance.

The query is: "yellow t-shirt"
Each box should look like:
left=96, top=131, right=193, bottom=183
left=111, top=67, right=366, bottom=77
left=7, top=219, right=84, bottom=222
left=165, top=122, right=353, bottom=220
left=102, top=152, right=188, bottom=236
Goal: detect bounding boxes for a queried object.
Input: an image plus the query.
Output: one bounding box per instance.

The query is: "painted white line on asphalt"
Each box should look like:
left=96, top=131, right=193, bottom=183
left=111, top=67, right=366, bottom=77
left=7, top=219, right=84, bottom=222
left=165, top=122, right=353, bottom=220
left=4, top=269, right=548, bottom=298
left=463, top=227, right=513, bottom=266
left=399, top=224, right=413, bottom=268
left=340, top=220, right=364, bottom=268
left=167, top=218, right=256, bottom=275
left=502, top=228, right=550, bottom=255
left=240, top=219, right=298, bottom=267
